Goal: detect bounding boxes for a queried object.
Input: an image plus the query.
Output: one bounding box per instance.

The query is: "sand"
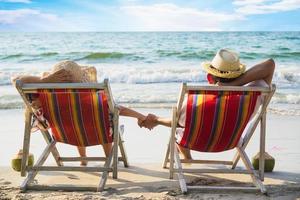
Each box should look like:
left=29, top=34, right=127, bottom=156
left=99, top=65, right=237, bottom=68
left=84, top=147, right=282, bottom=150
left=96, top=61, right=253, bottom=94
left=0, top=108, right=300, bottom=199
left=1, top=164, right=300, bottom=199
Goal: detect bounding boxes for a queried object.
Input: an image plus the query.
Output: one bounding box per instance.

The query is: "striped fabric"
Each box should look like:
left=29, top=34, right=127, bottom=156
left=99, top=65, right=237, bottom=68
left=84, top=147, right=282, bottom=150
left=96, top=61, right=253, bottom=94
left=179, top=90, right=260, bottom=152
left=37, top=89, right=113, bottom=146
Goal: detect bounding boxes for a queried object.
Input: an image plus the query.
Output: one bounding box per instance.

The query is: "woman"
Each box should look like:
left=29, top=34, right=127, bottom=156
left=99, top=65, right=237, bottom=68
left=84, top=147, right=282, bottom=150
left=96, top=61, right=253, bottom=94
left=12, top=60, right=148, bottom=166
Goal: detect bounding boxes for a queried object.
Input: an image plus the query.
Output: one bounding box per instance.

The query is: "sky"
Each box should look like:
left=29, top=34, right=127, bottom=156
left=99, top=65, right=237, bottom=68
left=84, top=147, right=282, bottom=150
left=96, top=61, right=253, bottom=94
left=0, top=0, right=300, bottom=31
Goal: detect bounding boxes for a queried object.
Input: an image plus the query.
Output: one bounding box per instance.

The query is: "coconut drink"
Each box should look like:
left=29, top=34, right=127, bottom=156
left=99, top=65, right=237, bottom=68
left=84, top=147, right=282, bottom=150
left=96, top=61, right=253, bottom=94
left=252, top=152, right=275, bottom=172
left=11, top=150, right=34, bottom=172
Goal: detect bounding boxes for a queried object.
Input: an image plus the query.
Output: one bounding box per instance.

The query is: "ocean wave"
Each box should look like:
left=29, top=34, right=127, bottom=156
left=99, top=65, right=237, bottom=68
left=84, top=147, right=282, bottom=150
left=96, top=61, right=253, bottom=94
left=268, top=108, right=300, bottom=116
left=252, top=45, right=262, bottom=49
left=238, top=52, right=300, bottom=60
left=1, top=54, right=23, bottom=60
left=275, top=69, right=300, bottom=84
left=0, top=51, right=145, bottom=62
left=40, top=52, right=59, bottom=56
left=156, top=50, right=215, bottom=60
left=80, top=52, right=130, bottom=60
left=270, top=52, right=300, bottom=58
left=0, top=72, right=14, bottom=86
left=0, top=52, right=59, bottom=61
left=99, top=68, right=205, bottom=84
left=155, top=50, right=300, bottom=60
left=281, top=36, right=300, bottom=40
left=2, top=64, right=300, bottom=86
left=2, top=50, right=300, bottom=63
left=272, top=93, right=300, bottom=104
left=0, top=95, right=23, bottom=109
left=277, top=47, right=290, bottom=51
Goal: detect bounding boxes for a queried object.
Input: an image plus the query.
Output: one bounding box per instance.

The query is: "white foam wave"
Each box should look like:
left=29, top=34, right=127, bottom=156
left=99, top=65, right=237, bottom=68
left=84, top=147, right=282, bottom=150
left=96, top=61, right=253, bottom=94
left=273, top=66, right=300, bottom=86
left=272, top=93, right=300, bottom=104
left=99, top=68, right=205, bottom=84
left=268, top=108, right=300, bottom=116
left=1, top=62, right=300, bottom=86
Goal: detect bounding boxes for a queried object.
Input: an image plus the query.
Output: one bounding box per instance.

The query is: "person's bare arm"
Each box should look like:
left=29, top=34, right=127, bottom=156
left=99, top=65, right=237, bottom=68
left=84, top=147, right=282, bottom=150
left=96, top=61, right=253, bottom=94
left=11, top=69, right=73, bottom=85
left=219, top=58, right=275, bottom=86
left=12, top=75, right=43, bottom=85
left=156, top=117, right=172, bottom=127
left=118, top=105, right=146, bottom=120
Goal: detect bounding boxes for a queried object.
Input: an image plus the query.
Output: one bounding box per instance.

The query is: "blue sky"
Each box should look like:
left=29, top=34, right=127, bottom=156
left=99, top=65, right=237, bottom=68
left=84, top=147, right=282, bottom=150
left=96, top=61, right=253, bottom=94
left=0, top=0, right=300, bottom=31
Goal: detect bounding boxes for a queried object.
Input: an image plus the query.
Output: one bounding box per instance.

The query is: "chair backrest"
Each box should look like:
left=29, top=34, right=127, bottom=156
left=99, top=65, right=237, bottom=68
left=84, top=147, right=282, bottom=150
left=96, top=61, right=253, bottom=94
left=16, top=80, right=115, bottom=147
left=37, top=89, right=112, bottom=146
left=176, top=84, right=275, bottom=152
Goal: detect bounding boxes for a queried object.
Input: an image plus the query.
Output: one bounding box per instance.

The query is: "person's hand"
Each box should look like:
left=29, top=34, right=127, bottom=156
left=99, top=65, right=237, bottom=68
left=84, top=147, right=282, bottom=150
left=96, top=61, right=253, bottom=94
left=41, top=69, right=74, bottom=83
left=138, top=113, right=158, bottom=130
left=138, top=116, right=146, bottom=128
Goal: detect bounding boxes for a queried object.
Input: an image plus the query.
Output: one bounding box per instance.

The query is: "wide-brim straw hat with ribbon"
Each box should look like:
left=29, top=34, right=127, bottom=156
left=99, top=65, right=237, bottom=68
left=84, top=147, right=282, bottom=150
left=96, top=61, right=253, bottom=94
left=50, top=60, right=97, bottom=83
left=202, top=49, right=246, bottom=79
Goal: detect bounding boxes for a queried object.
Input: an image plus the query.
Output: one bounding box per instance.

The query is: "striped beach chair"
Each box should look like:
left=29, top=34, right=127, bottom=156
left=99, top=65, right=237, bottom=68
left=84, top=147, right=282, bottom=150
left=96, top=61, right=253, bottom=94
left=163, top=83, right=276, bottom=194
left=15, top=79, right=129, bottom=192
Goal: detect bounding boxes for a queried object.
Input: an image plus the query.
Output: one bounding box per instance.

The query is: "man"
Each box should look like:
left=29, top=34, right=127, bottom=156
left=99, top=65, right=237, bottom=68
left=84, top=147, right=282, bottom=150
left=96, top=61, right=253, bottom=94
left=139, top=49, right=275, bottom=159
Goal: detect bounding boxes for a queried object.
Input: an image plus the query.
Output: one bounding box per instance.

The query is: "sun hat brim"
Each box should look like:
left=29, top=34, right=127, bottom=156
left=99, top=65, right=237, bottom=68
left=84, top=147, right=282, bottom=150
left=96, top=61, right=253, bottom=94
left=202, top=61, right=246, bottom=79
left=49, top=61, right=96, bottom=83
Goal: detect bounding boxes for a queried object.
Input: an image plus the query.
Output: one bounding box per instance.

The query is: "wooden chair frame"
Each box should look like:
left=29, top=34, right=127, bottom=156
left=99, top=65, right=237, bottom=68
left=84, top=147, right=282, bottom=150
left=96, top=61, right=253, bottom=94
left=15, top=79, right=129, bottom=192
left=163, top=83, right=276, bottom=194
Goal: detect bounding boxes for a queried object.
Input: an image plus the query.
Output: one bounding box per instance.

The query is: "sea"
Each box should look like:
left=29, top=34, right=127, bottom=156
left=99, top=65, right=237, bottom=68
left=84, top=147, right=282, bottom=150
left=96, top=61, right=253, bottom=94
left=1, top=32, right=300, bottom=115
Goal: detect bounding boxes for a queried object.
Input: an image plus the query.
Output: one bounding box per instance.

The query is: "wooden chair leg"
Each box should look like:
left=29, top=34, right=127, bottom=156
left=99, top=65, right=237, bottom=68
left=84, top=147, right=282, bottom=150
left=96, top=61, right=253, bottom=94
left=163, top=141, right=170, bottom=169
left=232, top=116, right=261, bottom=169
left=112, top=109, right=119, bottom=179
left=174, top=147, right=187, bottom=193
left=231, top=152, right=240, bottom=169
left=237, top=147, right=267, bottom=194
left=21, top=109, right=32, bottom=177
left=169, top=107, right=177, bottom=179
left=21, top=141, right=56, bottom=191
left=259, top=113, right=266, bottom=181
left=98, top=149, right=114, bottom=192
left=118, top=125, right=129, bottom=167
left=41, top=130, right=63, bottom=166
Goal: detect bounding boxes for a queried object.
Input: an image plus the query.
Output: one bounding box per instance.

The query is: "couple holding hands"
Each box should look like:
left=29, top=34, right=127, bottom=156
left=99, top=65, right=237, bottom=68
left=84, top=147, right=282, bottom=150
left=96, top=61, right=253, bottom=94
left=13, top=49, right=275, bottom=165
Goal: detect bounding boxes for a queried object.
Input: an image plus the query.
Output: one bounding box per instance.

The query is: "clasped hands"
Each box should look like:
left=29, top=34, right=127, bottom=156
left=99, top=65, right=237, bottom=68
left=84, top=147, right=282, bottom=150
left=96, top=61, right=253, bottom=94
left=138, top=114, right=159, bottom=130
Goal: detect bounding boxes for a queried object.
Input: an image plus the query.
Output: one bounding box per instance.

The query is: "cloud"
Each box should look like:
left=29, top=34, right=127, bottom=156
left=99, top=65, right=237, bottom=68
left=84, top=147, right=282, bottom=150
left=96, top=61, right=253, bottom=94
left=0, top=9, right=57, bottom=24
left=0, top=9, right=74, bottom=31
left=120, top=3, right=243, bottom=31
left=233, top=0, right=270, bottom=6
left=234, top=0, right=300, bottom=15
left=0, top=0, right=31, bottom=3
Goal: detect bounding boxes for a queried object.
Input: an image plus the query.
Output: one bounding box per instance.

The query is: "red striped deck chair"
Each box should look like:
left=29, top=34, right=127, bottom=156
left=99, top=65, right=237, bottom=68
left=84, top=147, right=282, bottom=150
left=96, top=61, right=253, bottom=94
left=163, top=83, right=276, bottom=194
left=15, top=79, right=129, bottom=192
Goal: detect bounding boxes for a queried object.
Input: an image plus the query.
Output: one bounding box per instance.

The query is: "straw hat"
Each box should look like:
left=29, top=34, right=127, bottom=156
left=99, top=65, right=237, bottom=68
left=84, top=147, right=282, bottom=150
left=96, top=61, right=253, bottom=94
left=50, top=60, right=96, bottom=83
left=202, top=49, right=246, bottom=78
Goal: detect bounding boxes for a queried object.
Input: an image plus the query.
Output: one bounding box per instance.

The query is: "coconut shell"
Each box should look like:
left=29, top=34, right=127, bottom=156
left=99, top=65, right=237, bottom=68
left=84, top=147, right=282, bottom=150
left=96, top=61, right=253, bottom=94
left=252, top=152, right=275, bottom=172
left=11, top=152, right=34, bottom=172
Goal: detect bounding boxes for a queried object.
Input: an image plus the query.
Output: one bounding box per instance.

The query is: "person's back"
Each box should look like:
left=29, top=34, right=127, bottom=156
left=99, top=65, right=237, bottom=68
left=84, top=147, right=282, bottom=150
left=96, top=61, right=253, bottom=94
left=139, top=49, right=275, bottom=159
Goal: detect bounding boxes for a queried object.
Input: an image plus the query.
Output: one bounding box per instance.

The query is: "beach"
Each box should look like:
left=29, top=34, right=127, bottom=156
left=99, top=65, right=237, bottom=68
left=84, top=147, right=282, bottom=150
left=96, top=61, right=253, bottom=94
left=1, top=32, right=300, bottom=199
left=1, top=108, right=300, bottom=199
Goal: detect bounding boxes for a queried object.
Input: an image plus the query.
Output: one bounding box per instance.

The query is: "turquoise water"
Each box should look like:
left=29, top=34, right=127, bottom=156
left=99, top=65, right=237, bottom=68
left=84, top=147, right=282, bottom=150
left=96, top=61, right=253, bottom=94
left=0, top=32, right=300, bottom=113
